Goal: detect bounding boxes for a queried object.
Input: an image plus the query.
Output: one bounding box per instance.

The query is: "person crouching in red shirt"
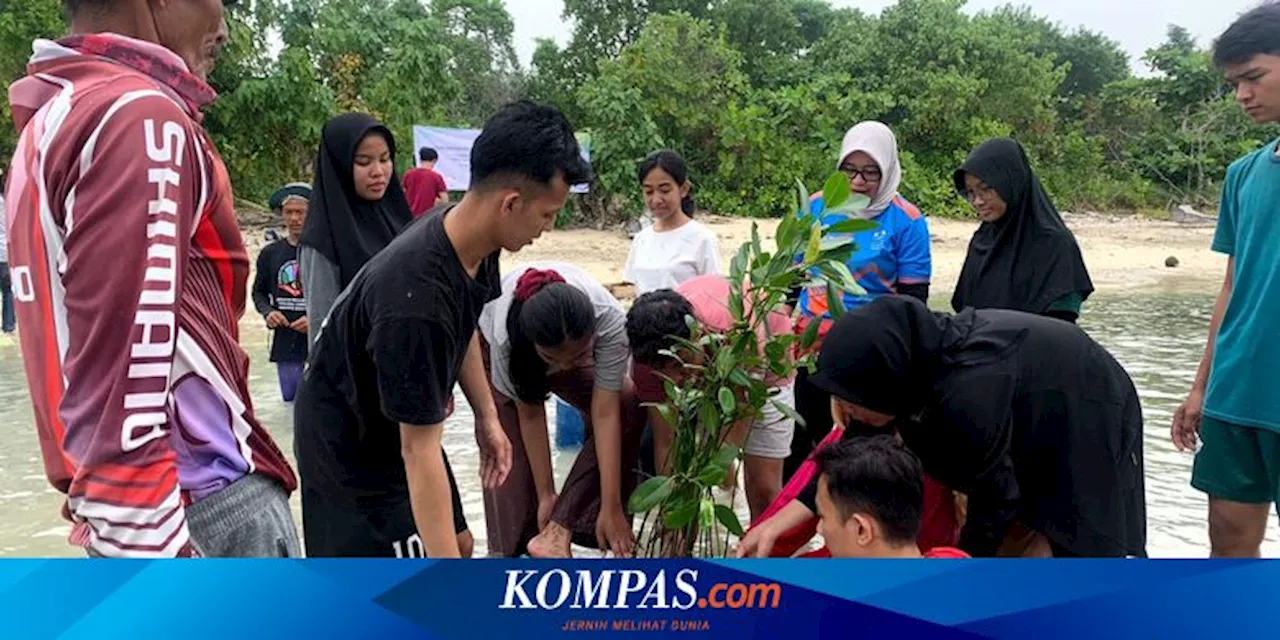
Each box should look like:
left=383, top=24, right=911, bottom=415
left=814, top=436, right=969, bottom=559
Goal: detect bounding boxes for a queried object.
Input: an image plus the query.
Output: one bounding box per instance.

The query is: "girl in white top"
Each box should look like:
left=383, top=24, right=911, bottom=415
left=623, top=150, right=721, bottom=294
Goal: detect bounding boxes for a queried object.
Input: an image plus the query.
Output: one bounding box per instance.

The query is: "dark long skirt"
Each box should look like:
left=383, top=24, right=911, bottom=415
left=481, top=343, right=647, bottom=557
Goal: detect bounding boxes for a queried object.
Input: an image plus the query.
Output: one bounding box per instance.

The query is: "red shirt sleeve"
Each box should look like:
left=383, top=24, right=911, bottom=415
left=428, top=169, right=448, bottom=200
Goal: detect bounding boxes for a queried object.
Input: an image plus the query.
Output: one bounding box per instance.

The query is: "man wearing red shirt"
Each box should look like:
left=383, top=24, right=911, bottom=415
left=403, top=147, right=449, bottom=218
left=4, top=0, right=297, bottom=557
left=814, top=436, right=970, bottom=559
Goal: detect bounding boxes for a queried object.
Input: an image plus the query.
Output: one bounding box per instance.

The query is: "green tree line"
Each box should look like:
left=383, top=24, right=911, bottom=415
left=1, top=0, right=1273, bottom=221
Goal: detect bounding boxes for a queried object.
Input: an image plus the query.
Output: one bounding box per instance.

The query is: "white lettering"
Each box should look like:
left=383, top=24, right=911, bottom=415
left=614, top=571, right=648, bottom=610
left=148, top=168, right=180, bottom=216
left=535, top=570, right=572, bottom=610
left=139, top=244, right=178, bottom=306
left=128, top=362, right=171, bottom=380
left=500, top=570, right=538, bottom=609
left=121, top=119, right=185, bottom=454
left=121, top=411, right=167, bottom=451
left=11, top=266, right=34, bottom=303
left=392, top=534, right=425, bottom=558
left=144, top=119, right=186, bottom=165
left=130, top=311, right=174, bottom=359
left=637, top=570, right=669, bottom=609
left=672, top=570, right=699, bottom=610
left=571, top=570, right=614, bottom=609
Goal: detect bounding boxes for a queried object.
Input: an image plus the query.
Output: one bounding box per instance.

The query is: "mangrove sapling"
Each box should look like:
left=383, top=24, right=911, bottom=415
left=627, top=171, right=874, bottom=558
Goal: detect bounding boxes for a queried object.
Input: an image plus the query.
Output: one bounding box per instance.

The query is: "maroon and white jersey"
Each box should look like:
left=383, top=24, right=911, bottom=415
left=5, top=34, right=296, bottom=557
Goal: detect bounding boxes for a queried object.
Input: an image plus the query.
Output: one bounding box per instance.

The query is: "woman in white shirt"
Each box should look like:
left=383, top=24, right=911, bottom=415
left=623, top=150, right=721, bottom=294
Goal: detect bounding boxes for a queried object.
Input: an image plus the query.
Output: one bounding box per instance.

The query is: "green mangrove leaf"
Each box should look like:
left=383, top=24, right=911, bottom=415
left=822, top=171, right=850, bottom=211
left=715, top=504, right=745, bottom=537
left=628, top=476, right=674, bottom=514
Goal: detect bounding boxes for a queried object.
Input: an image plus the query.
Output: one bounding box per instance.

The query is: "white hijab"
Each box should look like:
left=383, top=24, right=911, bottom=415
left=837, top=121, right=902, bottom=219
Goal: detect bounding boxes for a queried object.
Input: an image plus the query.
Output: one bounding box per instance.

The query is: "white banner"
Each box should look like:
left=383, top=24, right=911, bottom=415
left=411, top=126, right=590, bottom=194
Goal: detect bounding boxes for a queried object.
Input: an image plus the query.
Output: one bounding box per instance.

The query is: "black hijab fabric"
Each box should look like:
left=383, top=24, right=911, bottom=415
left=808, top=296, right=948, bottom=417
left=301, top=113, right=413, bottom=288
left=807, top=296, right=1146, bottom=557
left=808, top=295, right=1027, bottom=417
left=950, top=138, right=1094, bottom=315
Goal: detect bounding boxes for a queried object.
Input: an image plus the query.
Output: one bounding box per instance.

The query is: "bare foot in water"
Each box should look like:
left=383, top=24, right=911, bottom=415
left=528, top=523, right=573, bottom=558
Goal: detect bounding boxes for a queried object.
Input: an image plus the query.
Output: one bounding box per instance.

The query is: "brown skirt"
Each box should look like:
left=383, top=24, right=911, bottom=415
left=480, top=339, right=647, bottom=557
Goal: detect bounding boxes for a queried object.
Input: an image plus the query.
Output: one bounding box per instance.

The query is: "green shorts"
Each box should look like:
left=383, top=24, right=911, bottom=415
left=1191, top=416, right=1280, bottom=505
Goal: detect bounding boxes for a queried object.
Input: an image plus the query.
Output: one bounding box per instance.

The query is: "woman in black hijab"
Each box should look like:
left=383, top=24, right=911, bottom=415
left=300, top=113, right=414, bottom=347
left=737, top=295, right=1146, bottom=558
left=952, top=138, right=1094, bottom=322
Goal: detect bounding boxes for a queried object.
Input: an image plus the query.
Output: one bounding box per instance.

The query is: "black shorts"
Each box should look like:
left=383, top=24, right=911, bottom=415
left=294, top=372, right=468, bottom=558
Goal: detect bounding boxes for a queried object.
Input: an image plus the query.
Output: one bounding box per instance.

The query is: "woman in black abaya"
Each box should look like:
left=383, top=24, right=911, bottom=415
left=738, top=295, right=1146, bottom=558
left=952, top=138, right=1094, bottom=322
left=300, top=113, right=414, bottom=348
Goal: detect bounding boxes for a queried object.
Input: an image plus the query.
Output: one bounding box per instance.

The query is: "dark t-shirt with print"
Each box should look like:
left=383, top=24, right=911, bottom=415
left=252, top=239, right=308, bottom=362
left=295, top=206, right=500, bottom=556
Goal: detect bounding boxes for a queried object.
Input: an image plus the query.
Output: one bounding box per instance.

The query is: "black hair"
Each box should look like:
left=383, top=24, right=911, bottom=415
left=638, top=149, right=697, bottom=216
left=1214, top=2, right=1280, bottom=68
left=625, top=290, right=695, bottom=367
left=507, top=283, right=597, bottom=403
left=815, top=435, right=923, bottom=545
left=471, top=100, right=593, bottom=191
left=418, top=147, right=439, bottom=163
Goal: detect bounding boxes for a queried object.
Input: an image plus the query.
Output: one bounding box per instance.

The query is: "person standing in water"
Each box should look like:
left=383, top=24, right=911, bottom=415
left=951, top=138, right=1093, bottom=322
left=623, top=150, right=721, bottom=294
left=788, top=121, right=933, bottom=481
left=1173, top=4, right=1280, bottom=558
left=481, top=263, right=646, bottom=558
left=4, top=0, right=297, bottom=556
left=253, top=183, right=312, bottom=403
left=294, top=101, right=590, bottom=558
left=300, top=113, right=413, bottom=347
left=739, top=296, right=1146, bottom=558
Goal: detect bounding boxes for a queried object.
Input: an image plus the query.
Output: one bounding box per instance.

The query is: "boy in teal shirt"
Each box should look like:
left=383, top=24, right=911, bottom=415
left=1173, top=3, right=1280, bottom=557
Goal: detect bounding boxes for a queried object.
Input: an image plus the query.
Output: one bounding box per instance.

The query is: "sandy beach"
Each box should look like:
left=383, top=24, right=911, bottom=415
left=495, top=214, right=1224, bottom=300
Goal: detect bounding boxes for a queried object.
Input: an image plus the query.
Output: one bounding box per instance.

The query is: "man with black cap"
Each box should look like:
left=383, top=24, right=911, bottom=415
left=253, top=183, right=312, bottom=402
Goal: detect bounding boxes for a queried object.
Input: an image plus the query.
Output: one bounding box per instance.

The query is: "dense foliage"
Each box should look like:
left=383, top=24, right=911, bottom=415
left=0, top=0, right=1273, bottom=220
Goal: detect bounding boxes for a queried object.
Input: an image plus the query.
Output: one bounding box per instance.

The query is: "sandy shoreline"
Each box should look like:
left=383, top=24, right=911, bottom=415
left=498, top=214, right=1225, bottom=300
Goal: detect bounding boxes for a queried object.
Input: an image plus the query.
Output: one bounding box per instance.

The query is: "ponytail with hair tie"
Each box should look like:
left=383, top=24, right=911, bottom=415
left=506, top=267, right=596, bottom=403
left=514, top=268, right=566, bottom=303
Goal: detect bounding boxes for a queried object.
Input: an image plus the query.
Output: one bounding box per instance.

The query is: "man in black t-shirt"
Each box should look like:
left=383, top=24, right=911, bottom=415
left=295, top=101, right=593, bottom=558
left=253, top=183, right=312, bottom=402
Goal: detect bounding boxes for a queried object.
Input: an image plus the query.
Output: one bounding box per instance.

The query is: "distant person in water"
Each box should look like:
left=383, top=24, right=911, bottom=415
left=1173, top=4, right=1280, bottom=558
left=404, top=146, right=450, bottom=218
left=814, top=437, right=969, bottom=559
left=738, top=296, right=1146, bottom=558
left=951, top=138, right=1093, bottom=322
left=481, top=263, right=646, bottom=558
left=253, top=183, right=312, bottom=403
left=299, top=113, right=413, bottom=348
left=294, top=101, right=589, bottom=558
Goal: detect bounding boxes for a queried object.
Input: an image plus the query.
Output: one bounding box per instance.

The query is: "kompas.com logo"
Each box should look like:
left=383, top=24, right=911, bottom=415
left=499, top=569, right=783, bottom=611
